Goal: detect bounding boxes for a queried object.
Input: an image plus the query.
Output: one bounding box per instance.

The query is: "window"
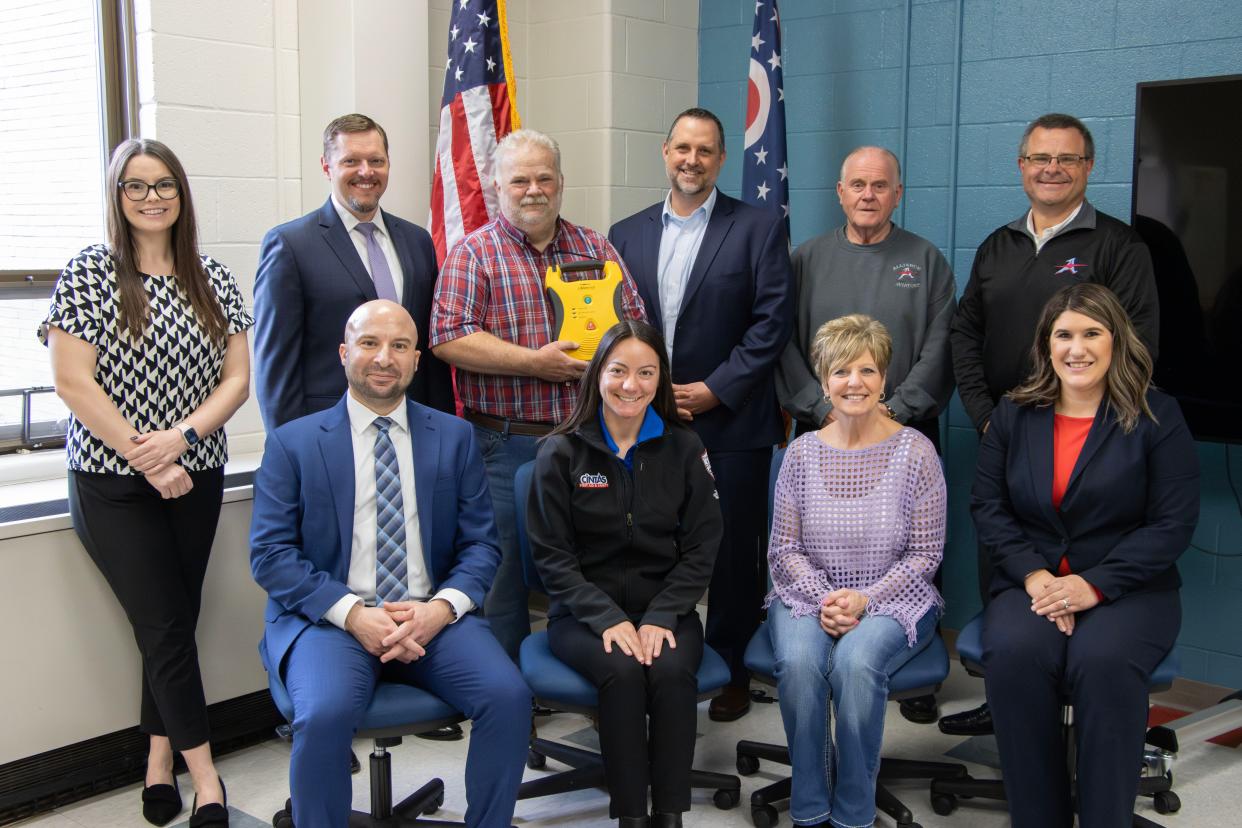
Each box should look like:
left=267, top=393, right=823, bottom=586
left=0, top=0, right=136, bottom=453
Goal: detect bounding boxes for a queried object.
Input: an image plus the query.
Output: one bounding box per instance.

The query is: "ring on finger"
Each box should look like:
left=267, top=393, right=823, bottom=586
left=1062, top=598, right=1070, bottom=610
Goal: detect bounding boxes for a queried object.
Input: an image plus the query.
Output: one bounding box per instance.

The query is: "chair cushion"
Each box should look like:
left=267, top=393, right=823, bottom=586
left=268, top=674, right=459, bottom=733
left=743, top=620, right=948, bottom=696
left=520, top=629, right=730, bottom=709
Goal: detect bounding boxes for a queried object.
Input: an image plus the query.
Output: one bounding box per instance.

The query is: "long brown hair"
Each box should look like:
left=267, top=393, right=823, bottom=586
left=549, top=320, right=680, bottom=438
left=106, top=139, right=227, bottom=343
left=1007, top=283, right=1155, bottom=433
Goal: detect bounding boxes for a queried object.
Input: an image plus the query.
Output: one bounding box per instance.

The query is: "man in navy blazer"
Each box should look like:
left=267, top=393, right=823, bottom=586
left=608, top=108, right=794, bottom=719
left=254, top=113, right=453, bottom=432
left=250, top=301, right=530, bottom=827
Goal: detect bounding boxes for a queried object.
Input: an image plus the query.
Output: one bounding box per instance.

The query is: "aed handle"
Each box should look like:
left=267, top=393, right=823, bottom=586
left=555, top=259, right=606, bottom=275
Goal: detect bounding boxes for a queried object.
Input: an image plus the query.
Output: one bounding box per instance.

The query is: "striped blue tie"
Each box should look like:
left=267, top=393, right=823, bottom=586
left=372, top=417, right=408, bottom=604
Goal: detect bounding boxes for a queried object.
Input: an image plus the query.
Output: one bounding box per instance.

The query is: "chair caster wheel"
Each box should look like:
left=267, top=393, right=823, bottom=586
left=714, top=787, right=740, bottom=809
left=736, top=753, right=760, bottom=775
left=526, top=749, right=546, bottom=770
left=1154, top=790, right=1181, bottom=814
left=272, top=807, right=294, bottom=827
left=751, top=804, right=778, bottom=827
left=931, top=793, right=957, bottom=815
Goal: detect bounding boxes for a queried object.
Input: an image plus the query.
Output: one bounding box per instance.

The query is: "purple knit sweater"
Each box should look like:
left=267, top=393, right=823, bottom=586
left=764, top=428, right=946, bottom=645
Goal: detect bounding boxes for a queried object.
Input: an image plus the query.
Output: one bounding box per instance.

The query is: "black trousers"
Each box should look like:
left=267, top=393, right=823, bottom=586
left=548, top=612, right=704, bottom=818
left=68, top=467, right=225, bottom=751
left=982, top=586, right=1179, bottom=828
left=702, top=447, right=770, bottom=684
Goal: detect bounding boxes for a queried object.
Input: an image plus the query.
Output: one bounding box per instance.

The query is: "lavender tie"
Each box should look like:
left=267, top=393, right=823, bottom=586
left=355, top=221, right=399, bottom=302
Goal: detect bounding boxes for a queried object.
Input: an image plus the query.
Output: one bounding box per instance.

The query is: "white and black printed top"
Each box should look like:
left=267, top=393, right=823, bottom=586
left=39, top=244, right=254, bottom=475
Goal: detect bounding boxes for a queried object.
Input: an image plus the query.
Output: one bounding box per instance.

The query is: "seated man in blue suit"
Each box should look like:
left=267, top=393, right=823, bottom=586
left=254, top=113, right=454, bottom=432
left=250, top=300, right=531, bottom=828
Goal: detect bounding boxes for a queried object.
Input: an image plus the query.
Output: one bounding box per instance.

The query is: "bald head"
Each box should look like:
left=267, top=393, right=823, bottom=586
left=340, top=300, right=420, bottom=413
left=837, top=146, right=904, bottom=245
left=839, top=146, right=901, bottom=184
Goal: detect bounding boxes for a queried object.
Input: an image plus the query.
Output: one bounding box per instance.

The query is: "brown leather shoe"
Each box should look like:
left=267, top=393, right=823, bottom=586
left=708, top=684, right=751, bottom=722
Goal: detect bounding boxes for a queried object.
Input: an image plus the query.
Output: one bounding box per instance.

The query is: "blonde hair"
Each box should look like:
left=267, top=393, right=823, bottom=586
left=811, top=314, right=893, bottom=384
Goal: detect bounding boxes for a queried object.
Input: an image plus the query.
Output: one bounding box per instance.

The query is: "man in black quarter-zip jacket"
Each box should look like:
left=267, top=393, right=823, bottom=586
left=942, top=112, right=1159, bottom=738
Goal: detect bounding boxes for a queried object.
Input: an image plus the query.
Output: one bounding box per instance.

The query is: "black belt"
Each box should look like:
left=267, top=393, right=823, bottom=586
left=464, top=410, right=556, bottom=437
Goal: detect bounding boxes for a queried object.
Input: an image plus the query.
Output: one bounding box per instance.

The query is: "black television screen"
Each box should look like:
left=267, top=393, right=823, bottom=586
left=1132, top=74, right=1242, bottom=444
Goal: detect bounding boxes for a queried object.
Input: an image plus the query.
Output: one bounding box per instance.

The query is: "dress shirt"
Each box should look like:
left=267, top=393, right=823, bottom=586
left=656, top=188, right=717, bottom=356
left=331, top=195, right=405, bottom=301
left=322, top=393, right=473, bottom=629
left=1025, top=201, right=1083, bottom=254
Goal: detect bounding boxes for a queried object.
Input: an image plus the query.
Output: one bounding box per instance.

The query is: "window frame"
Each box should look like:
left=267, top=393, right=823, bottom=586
left=0, top=0, right=138, bottom=455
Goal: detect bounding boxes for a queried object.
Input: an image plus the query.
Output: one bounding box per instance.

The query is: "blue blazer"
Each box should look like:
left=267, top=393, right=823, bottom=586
left=608, top=192, right=794, bottom=451
left=254, top=199, right=454, bottom=430
left=972, top=390, right=1199, bottom=598
left=249, top=396, right=501, bottom=673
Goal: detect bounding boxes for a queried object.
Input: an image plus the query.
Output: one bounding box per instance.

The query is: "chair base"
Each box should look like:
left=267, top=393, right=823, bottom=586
left=736, top=739, right=967, bottom=828
left=520, top=735, right=742, bottom=811
left=272, top=739, right=465, bottom=827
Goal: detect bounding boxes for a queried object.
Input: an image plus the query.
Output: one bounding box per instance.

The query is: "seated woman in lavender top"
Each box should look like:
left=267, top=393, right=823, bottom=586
left=766, top=314, right=945, bottom=828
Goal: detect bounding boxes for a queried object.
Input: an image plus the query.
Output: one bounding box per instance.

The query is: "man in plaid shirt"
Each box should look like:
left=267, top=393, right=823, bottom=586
left=430, top=129, right=646, bottom=660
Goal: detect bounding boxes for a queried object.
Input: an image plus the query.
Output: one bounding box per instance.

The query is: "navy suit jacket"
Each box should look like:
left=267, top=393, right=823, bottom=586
left=972, top=390, right=1199, bottom=599
left=254, top=199, right=454, bottom=430
left=249, top=396, right=501, bottom=673
left=608, top=192, right=794, bottom=451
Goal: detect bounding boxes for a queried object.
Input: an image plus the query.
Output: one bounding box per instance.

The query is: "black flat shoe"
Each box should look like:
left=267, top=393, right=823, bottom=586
left=938, top=702, right=994, bottom=736
left=899, top=693, right=940, bottom=724
left=141, top=775, right=182, bottom=826
left=189, top=778, right=229, bottom=827
left=651, top=812, right=683, bottom=828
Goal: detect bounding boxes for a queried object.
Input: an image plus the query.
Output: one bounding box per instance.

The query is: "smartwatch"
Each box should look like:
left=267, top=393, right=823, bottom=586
left=176, top=423, right=200, bottom=447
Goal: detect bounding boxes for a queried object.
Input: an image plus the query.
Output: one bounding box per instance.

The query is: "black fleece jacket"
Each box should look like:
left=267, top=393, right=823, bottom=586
left=527, top=417, right=722, bottom=635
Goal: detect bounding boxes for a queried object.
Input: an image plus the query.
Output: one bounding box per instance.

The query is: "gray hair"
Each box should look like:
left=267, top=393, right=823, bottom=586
left=494, top=129, right=562, bottom=184
left=1019, top=113, right=1095, bottom=159
left=839, top=146, right=902, bottom=184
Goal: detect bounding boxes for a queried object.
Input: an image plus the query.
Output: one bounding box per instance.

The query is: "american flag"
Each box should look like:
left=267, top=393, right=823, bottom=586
left=428, top=0, right=521, bottom=264
left=741, top=0, right=789, bottom=231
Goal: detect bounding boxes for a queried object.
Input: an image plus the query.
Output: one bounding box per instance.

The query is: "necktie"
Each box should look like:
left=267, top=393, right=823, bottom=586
left=355, top=221, right=400, bottom=302
left=372, top=417, right=408, bottom=604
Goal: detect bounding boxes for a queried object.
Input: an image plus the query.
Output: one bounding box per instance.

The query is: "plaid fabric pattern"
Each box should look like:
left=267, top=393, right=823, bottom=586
left=430, top=213, right=647, bottom=424
left=372, top=417, right=409, bottom=604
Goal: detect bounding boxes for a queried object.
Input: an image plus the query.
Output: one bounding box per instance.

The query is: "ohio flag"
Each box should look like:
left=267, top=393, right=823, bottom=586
left=741, top=0, right=789, bottom=231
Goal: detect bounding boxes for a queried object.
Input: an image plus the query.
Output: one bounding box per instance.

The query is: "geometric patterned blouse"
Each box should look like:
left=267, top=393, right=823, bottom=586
left=39, top=243, right=254, bottom=474
left=765, top=427, right=946, bottom=646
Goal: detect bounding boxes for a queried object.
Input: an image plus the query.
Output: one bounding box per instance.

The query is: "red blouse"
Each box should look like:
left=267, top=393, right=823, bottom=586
left=1053, top=413, right=1105, bottom=602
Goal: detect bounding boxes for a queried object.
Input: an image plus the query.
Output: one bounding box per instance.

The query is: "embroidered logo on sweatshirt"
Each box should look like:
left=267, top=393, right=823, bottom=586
left=1054, top=257, right=1087, bottom=276
left=578, top=472, right=609, bottom=489
left=892, top=262, right=922, bottom=288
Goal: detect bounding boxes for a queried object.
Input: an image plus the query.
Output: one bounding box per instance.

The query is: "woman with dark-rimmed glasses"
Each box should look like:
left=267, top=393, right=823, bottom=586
left=41, top=138, right=252, bottom=827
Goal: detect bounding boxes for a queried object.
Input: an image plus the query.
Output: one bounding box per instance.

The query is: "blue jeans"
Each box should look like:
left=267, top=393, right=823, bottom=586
left=770, top=605, right=936, bottom=828
left=473, top=424, right=540, bottom=662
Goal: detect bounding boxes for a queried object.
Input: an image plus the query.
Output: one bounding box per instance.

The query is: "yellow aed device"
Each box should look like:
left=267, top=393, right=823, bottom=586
left=545, top=259, right=624, bottom=361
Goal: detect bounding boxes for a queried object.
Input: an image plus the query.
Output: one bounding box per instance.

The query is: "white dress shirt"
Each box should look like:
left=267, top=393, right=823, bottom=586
left=1025, top=201, right=1084, bottom=254
left=322, top=393, right=473, bottom=629
left=656, top=187, right=717, bottom=356
left=331, top=195, right=405, bottom=301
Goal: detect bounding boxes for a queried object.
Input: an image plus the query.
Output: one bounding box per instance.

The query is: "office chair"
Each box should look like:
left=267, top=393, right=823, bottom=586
left=267, top=671, right=466, bottom=827
left=514, top=460, right=742, bottom=810
left=929, top=612, right=1182, bottom=826
left=734, top=447, right=967, bottom=828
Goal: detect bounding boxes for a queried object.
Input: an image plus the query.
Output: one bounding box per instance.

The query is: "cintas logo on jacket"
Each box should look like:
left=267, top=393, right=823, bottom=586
left=578, top=472, right=609, bottom=489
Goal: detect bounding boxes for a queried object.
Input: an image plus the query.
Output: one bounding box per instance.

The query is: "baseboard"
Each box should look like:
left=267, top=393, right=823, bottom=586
left=0, top=690, right=283, bottom=826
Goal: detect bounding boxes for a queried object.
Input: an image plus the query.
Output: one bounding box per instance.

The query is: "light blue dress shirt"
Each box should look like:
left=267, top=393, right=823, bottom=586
left=657, top=188, right=717, bottom=356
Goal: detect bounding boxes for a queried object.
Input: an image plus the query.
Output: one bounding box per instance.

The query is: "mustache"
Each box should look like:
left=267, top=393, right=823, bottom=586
left=520, top=194, right=550, bottom=207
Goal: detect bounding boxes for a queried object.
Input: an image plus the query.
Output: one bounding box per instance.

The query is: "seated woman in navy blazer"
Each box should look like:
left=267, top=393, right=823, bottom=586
left=976, top=283, right=1200, bottom=828
left=527, top=320, right=721, bottom=828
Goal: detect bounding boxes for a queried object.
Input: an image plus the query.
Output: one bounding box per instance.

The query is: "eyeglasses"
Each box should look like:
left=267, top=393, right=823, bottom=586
left=119, top=178, right=180, bottom=200
left=1020, top=154, right=1092, bottom=168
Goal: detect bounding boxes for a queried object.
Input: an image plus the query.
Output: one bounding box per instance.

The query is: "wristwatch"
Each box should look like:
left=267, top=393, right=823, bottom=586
left=175, top=422, right=200, bottom=447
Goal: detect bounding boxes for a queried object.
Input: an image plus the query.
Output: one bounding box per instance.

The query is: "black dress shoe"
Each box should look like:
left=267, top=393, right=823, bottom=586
left=617, top=817, right=649, bottom=827
left=708, top=685, right=752, bottom=722
left=651, top=811, right=683, bottom=828
left=898, top=693, right=940, bottom=724
left=189, top=778, right=228, bottom=827
left=141, top=775, right=182, bottom=826
left=938, top=702, right=994, bottom=736
left=415, top=722, right=463, bottom=741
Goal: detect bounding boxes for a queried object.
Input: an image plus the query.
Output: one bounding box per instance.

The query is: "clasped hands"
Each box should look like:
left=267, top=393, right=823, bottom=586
left=601, top=620, right=676, bottom=666
left=1025, top=570, right=1100, bottom=636
left=126, top=429, right=192, bottom=499
left=673, top=382, right=718, bottom=421
left=345, top=599, right=455, bottom=663
left=820, top=588, right=868, bottom=637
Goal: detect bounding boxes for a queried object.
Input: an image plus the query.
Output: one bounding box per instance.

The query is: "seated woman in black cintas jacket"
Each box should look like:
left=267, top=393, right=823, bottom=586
left=976, top=283, right=1200, bottom=828
left=527, top=320, right=722, bottom=828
